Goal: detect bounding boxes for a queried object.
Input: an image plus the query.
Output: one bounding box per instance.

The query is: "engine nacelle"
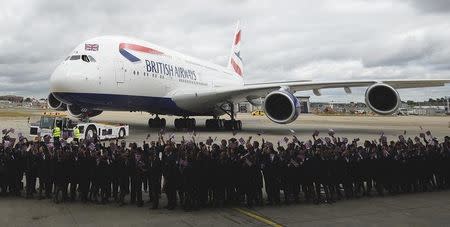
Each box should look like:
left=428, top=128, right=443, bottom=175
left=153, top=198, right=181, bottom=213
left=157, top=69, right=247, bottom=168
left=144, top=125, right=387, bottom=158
left=263, top=89, right=301, bottom=124
left=47, top=93, right=67, bottom=111
left=67, top=105, right=103, bottom=119
left=365, top=83, right=401, bottom=115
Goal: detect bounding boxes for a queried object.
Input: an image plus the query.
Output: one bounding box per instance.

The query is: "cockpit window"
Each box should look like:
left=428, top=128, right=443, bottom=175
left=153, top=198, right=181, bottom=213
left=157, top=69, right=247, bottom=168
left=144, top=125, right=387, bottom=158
left=88, top=55, right=96, bottom=62
left=65, top=56, right=70, bottom=61
left=70, top=55, right=80, bottom=60
left=81, top=55, right=90, bottom=62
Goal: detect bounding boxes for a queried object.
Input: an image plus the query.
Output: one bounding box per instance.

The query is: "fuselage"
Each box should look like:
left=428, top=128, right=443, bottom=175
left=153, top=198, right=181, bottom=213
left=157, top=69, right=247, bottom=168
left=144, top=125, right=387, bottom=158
left=50, top=36, right=243, bottom=116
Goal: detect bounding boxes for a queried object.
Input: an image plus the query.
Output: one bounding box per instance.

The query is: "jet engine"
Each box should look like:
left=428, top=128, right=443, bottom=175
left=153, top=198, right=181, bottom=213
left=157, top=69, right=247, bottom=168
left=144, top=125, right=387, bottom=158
left=263, top=89, right=301, bottom=124
left=47, top=93, right=67, bottom=111
left=67, top=105, right=103, bottom=119
left=365, top=83, right=401, bottom=115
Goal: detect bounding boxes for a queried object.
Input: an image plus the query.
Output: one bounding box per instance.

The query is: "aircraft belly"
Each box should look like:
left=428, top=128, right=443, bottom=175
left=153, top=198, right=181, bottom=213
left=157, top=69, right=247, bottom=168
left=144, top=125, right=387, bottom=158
left=53, top=92, right=213, bottom=116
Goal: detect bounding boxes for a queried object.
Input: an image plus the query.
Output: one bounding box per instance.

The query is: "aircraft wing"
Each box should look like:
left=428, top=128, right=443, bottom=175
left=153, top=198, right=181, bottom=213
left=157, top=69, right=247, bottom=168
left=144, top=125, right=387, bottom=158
left=171, top=79, right=450, bottom=111
left=222, top=79, right=450, bottom=101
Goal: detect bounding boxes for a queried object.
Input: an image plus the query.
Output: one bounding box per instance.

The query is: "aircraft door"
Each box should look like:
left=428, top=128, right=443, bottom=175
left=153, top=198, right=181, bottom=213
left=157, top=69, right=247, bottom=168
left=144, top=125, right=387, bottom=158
left=115, top=62, right=125, bottom=83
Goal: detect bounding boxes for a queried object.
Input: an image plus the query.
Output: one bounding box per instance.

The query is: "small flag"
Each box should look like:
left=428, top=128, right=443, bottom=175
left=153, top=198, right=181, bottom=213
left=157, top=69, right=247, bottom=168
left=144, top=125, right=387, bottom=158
left=239, top=137, right=245, bottom=145
left=85, top=43, right=99, bottom=51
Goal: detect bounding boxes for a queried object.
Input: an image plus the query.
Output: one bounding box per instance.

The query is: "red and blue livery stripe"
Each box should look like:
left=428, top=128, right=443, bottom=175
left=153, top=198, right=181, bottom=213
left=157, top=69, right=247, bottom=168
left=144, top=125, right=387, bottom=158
left=119, top=43, right=164, bottom=62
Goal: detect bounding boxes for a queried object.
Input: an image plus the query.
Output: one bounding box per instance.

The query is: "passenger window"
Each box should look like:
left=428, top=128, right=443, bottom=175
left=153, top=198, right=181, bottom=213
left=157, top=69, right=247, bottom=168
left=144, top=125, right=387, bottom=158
left=70, top=55, right=80, bottom=60
left=81, top=55, right=90, bottom=62
left=88, top=55, right=96, bottom=62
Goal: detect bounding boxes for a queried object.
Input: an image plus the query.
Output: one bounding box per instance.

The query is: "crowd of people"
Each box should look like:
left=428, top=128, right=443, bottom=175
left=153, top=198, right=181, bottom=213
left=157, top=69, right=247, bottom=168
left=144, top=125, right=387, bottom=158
left=0, top=128, right=450, bottom=211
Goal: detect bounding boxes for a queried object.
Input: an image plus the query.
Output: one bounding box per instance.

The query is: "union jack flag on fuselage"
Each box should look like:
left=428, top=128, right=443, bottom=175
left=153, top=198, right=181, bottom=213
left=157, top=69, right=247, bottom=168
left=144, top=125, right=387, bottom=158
left=85, top=44, right=99, bottom=51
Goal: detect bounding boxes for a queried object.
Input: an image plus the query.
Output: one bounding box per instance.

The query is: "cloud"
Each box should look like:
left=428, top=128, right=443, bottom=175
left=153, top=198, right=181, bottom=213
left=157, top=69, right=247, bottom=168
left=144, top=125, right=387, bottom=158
left=0, top=0, right=449, bottom=101
left=406, top=0, right=450, bottom=13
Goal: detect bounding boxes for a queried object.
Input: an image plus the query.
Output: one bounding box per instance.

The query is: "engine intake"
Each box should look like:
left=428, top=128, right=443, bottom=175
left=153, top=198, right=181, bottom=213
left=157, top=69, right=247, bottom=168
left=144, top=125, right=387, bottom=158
left=68, top=105, right=103, bottom=119
left=47, top=93, right=67, bottom=111
left=365, top=83, right=400, bottom=115
left=264, top=89, right=300, bottom=124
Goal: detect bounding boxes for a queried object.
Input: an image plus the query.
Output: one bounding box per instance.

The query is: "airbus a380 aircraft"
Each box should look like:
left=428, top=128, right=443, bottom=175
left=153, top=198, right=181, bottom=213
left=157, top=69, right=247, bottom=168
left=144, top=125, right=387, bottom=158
left=49, top=23, right=450, bottom=130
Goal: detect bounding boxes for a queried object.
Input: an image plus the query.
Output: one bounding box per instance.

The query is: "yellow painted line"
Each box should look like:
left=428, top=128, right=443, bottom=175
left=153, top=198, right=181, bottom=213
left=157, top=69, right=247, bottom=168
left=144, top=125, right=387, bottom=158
left=233, top=208, right=284, bottom=227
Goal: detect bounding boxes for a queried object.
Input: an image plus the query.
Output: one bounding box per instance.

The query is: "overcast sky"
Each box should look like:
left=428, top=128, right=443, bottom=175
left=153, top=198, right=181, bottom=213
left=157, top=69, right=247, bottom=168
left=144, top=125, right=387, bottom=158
left=1, top=0, right=449, bottom=102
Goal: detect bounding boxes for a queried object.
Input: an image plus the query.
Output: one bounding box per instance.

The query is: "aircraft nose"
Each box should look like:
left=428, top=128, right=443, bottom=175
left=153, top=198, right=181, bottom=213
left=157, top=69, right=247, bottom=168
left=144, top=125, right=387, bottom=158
left=49, top=62, right=70, bottom=93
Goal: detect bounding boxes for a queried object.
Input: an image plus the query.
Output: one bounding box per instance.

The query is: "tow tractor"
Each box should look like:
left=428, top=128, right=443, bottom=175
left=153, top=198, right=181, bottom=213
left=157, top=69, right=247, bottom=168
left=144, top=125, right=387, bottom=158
left=29, top=112, right=129, bottom=140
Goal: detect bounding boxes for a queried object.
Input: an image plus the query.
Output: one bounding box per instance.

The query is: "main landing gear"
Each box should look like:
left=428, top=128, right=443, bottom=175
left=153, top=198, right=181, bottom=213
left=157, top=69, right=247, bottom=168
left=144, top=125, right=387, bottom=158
left=148, top=116, right=166, bottom=128
left=205, top=102, right=242, bottom=131
left=174, top=118, right=196, bottom=130
left=205, top=118, right=242, bottom=130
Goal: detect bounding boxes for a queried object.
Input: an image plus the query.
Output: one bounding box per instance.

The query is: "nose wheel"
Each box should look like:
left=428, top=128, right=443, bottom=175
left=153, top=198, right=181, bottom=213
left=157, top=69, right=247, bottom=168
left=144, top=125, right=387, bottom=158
left=148, top=116, right=166, bottom=128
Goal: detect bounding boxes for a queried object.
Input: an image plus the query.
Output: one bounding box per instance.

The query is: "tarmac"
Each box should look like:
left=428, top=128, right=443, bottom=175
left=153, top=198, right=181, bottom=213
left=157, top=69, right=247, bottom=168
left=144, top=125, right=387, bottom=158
left=1, top=110, right=450, bottom=226
left=95, top=112, right=450, bottom=144
left=2, top=188, right=450, bottom=226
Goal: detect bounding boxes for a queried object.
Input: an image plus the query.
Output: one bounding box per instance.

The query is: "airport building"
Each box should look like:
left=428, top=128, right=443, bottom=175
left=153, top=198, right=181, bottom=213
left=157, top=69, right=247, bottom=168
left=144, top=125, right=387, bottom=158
left=411, top=106, right=447, bottom=115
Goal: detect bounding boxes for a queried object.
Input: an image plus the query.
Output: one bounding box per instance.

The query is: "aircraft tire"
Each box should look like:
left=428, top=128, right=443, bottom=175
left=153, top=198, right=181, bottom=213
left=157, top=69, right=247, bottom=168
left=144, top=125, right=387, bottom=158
left=85, top=125, right=97, bottom=139
left=118, top=128, right=125, bottom=139
left=161, top=118, right=166, bottom=128
left=187, top=119, right=196, bottom=129
left=223, top=120, right=232, bottom=130
left=237, top=120, right=242, bottom=130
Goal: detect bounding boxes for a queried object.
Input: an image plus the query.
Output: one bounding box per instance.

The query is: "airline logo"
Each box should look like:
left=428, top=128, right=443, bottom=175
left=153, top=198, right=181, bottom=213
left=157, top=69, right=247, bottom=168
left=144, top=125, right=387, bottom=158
left=230, top=58, right=242, bottom=76
left=119, top=43, right=164, bottom=62
left=230, top=30, right=243, bottom=77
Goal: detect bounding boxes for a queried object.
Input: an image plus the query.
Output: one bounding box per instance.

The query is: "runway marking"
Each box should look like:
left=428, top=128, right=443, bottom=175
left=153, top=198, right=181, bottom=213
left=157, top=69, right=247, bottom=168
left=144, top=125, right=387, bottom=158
left=233, top=208, right=284, bottom=227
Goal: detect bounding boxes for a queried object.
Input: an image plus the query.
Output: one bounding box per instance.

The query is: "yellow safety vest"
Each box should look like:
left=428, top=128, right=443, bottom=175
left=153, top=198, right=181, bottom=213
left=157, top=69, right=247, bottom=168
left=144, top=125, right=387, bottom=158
left=73, top=127, right=80, bottom=139
left=53, top=126, right=61, bottom=138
